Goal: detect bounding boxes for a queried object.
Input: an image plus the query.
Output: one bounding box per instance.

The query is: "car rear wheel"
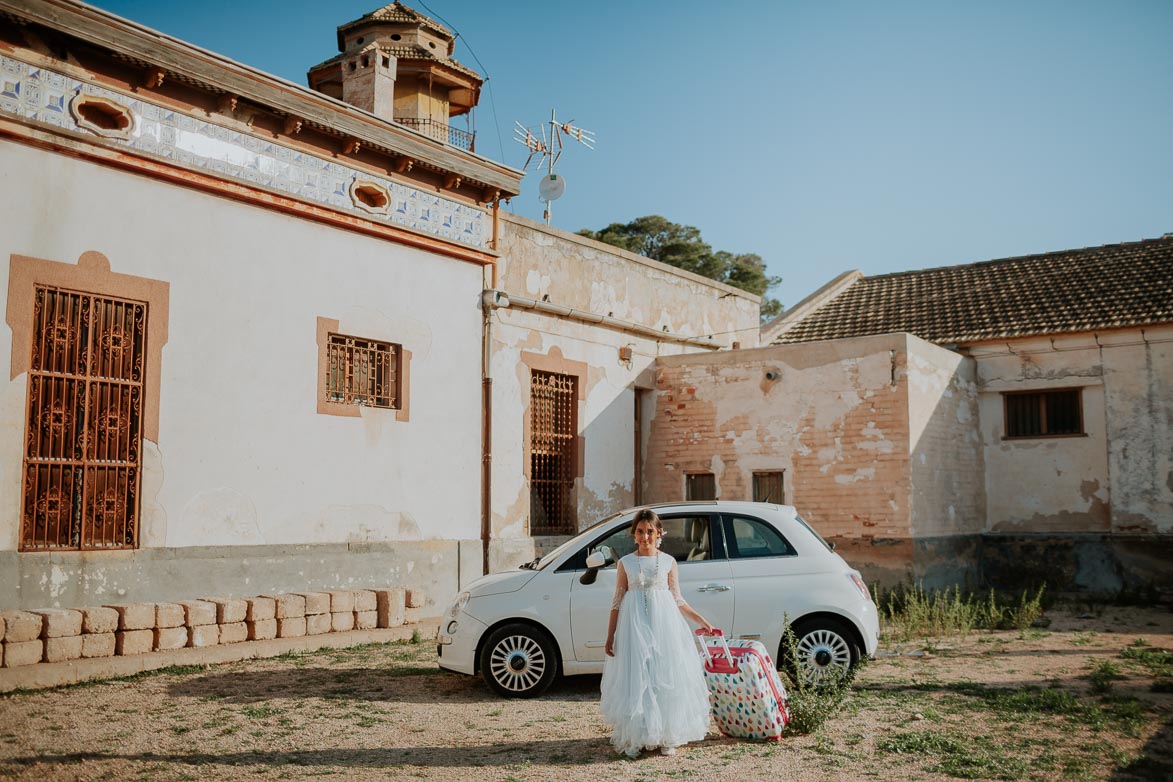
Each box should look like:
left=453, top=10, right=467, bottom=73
left=786, top=617, right=860, bottom=685
left=479, top=623, right=558, bottom=698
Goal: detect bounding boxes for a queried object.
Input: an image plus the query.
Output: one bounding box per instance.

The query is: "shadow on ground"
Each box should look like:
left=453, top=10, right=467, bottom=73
left=3, top=738, right=620, bottom=770
left=1111, top=720, right=1173, bottom=781
left=166, top=667, right=603, bottom=704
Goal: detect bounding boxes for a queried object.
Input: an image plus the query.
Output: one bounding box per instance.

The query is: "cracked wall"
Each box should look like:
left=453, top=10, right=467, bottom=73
left=971, top=325, right=1173, bottom=536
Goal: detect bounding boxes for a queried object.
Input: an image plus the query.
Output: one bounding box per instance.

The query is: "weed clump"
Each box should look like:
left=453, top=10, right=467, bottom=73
left=874, top=583, right=1046, bottom=641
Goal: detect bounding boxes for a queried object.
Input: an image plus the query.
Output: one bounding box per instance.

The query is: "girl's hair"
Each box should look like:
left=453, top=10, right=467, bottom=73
left=629, top=508, right=664, bottom=537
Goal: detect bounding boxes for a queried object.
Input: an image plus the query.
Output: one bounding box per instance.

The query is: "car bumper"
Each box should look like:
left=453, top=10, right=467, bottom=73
left=435, top=611, right=486, bottom=676
left=860, top=601, right=880, bottom=656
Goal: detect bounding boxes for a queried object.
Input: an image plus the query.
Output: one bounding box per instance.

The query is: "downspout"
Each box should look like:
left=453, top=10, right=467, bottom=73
left=480, top=200, right=501, bottom=576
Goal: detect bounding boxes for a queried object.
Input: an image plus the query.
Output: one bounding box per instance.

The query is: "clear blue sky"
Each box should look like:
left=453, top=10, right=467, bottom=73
left=88, top=0, right=1173, bottom=308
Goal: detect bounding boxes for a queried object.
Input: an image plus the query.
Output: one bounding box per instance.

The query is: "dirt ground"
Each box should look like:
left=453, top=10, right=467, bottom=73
left=0, top=605, right=1170, bottom=782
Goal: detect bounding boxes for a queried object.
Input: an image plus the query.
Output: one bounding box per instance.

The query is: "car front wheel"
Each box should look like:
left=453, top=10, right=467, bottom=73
left=787, top=617, right=860, bottom=685
left=479, top=623, right=558, bottom=698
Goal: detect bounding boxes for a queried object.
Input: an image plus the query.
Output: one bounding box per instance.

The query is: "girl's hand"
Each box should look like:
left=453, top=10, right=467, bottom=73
left=699, top=618, right=714, bottom=634
left=605, top=637, right=615, bottom=657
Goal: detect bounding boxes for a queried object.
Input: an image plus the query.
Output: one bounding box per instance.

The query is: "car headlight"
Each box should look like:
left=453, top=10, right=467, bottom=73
left=448, top=591, right=470, bottom=619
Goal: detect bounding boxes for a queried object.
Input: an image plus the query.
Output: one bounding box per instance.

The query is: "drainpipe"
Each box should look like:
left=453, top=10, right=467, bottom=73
left=484, top=291, right=726, bottom=350
left=481, top=293, right=493, bottom=576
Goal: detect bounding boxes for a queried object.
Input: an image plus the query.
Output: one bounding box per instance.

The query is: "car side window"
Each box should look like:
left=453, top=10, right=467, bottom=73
left=723, top=515, right=797, bottom=558
left=660, top=515, right=720, bottom=563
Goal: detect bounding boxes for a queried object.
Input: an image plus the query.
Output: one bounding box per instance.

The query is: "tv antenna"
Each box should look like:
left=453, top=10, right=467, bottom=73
left=513, top=108, right=595, bottom=225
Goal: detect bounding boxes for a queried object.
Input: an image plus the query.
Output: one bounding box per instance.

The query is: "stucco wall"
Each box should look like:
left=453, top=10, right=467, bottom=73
left=907, top=336, right=984, bottom=537
left=486, top=215, right=760, bottom=568
left=969, top=329, right=1173, bottom=534
left=1, top=140, right=483, bottom=606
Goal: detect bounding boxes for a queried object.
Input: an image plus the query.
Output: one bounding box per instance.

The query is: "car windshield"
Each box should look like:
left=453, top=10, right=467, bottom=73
left=523, top=511, right=626, bottom=571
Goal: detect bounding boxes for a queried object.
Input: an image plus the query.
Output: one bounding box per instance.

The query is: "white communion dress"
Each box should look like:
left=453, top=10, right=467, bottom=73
left=599, top=551, right=712, bottom=756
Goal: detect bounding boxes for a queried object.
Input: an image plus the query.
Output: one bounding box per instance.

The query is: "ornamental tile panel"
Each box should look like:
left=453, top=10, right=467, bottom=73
left=0, top=54, right=488, bottom=250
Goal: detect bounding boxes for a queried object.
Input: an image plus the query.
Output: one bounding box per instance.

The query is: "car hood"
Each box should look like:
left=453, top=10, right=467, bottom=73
left=466, top=569, right=538, bottom=598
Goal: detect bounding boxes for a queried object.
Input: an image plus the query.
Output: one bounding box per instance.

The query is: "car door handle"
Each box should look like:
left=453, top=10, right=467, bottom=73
left=696, top=584, right=731, bottom=592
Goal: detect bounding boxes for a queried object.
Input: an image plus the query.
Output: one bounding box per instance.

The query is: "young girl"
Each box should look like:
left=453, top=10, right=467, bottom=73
left=600, top=509, right=714, bottom=757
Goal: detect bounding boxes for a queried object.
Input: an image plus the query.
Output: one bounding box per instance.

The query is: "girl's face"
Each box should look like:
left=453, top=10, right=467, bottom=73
left=632, top=520, right=661, bottom=549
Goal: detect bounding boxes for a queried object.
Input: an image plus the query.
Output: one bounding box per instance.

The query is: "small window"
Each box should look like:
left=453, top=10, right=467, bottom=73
left=752, top=471, right=785, bottom=504
left=1004, top=389, right=1083, bottom=438
left=69, top=94, right=135, bottom=140
left=686, top=473, right=716, bottom=501
left=326, top=333, right=399, bottom=409
left=724, top=515, right=796, bottom=559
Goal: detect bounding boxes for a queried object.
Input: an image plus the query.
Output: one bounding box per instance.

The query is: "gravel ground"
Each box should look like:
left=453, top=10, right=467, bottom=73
left=0, top=605, right=1170, bottom=781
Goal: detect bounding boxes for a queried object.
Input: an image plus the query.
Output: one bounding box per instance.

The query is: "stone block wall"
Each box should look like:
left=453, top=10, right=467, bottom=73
left=0, top=588, right=407, bottom=669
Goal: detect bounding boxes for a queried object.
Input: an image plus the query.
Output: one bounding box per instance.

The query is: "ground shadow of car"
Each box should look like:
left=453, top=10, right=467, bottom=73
left=165, top=667, right=605, bottom=704
left=1110, top=721, right=1172, bottom=781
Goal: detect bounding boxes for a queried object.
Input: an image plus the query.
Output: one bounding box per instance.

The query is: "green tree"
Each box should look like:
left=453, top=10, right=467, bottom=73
left=578, top=216, right=781, bottom=321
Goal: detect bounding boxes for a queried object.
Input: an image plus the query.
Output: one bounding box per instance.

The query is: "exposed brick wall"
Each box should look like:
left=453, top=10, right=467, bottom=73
left=646, top=336, right=914, bottom=541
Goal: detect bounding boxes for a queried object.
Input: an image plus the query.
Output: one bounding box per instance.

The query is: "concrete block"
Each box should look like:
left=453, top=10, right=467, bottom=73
left=219, top=622, right=248, bottom=644
left=188, top=624, right=220, bottom=648
left=178, top=600, right=217, bottom=627
left=354, top=590, right=376, bottom=612
left=331, top=611, right=355, bottom=633
left=245, top=597, right=276, bottom=622
left=305, top=613, right=331, bottom=635
left=299, top=592, right=330, bottom=615
left=204, top=597, right=247, bottom=624
left=327, top=590, right=355, bottom=613
left=155, top=603, right=186, bottom=629
left=248, top=619, right=277, bottom=641
left=30, top=609, right=82, bottom=638
left=107, top=603, right=156, bottom=631
left=2, top=640, right=43, bottom=667
left=355, top=610, right=377, bottom=630
left=81, top=607, right=119, bottom=634
left=1, top=611, right=44, bottom=642
left=405, top=589, right=423, bottom=609
left=44, top=635, right=83, bottom=662
left=115, top=629, right=153, bottom=656
left=264, top=593, right=306, bottom=619
left=276, top=617, right=306, bottom=638
left=375, top=589, right=406, bottom=628
left=81, top=633, right=116, bottom=658
left=154, top=627, right=188, bottom=651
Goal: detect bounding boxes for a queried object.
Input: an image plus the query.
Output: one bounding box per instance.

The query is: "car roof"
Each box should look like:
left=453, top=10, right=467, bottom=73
left=626, top=501, right=796, bottom=515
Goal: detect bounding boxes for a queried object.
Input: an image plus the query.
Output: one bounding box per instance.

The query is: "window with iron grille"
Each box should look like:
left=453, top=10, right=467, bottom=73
left=752, top=471, right=785, bottom=504
left=325, top=332, right=399, bottom=408
left=21, top=286, right=146, bottom=551
left=686, top=472, right=717, bottom=501
left=1003, top=389, right=1083, bottom=438
left=530, top=370, right=577, bottom=534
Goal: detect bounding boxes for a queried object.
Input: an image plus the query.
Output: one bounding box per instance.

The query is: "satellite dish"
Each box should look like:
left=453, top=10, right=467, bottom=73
left=538, top=173, right=566, bottom=202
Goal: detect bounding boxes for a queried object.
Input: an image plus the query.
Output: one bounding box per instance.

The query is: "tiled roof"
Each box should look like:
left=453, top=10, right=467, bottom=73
left=312, top=44, right=481, bottom=81
left=341, top=2, right=453, bottom=40
left=771, top=236, right=1173, bottom=345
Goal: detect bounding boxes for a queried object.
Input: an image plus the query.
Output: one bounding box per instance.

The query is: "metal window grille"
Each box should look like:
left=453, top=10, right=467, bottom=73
left=326, top=333, right=399, bottom=408
left=21, top=286, right=146, bottom=551
left=530, top=370, right=576, bottom=534
left=752, top=471, right=786, bottom=504
left=686, top=473, right=717, bottom=501
left=1004, top=389, right=1082, bottom=438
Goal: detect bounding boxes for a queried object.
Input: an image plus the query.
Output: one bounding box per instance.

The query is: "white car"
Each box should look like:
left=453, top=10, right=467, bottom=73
left=437, top=501, right=879, bottom=698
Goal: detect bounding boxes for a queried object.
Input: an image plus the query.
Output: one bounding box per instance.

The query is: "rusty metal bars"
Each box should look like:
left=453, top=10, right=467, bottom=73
left=21, top=286, right=145, bottom=551
left=325, top=333, right=399, bottom=409
left=394, top=117, right=475, bottom=151
left=529, top=370, right=576, bottom=535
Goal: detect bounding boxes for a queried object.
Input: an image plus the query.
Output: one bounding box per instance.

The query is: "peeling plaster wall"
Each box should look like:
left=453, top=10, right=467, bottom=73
left=907, top=336, right=985, bottom=538
left=647, top=334, right=914, bottom=540
left=487, top=215, right=760, bottom=570
left=1, top=141, right=483, bottom=607
left=970, top=328, right=1173, bottom=534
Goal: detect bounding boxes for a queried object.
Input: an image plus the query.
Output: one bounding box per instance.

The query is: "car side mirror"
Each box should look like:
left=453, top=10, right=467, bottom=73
left=579, top=546, right=615, bottom=585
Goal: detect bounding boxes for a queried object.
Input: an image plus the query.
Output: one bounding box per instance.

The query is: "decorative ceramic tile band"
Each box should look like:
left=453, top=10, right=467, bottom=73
left=0, top=55, right=488, bottom=249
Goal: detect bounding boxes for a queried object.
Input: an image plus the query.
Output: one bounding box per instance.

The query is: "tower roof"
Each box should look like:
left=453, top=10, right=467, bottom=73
left=336, top=1, right=455, bottom=51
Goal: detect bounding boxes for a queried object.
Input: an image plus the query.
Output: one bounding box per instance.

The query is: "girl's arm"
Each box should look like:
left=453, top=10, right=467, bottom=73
left=604, top=560, right=628, bottom=657
left=668, top=559, right=714, bottom=632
